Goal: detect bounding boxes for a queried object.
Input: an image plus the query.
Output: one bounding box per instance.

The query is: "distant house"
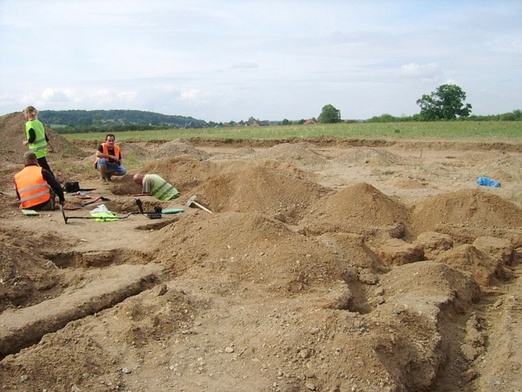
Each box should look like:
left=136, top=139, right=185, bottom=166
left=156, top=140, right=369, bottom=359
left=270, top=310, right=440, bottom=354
left=303, top=118, right=317, bottom=125
left=247, top=117, right=260, bottom=126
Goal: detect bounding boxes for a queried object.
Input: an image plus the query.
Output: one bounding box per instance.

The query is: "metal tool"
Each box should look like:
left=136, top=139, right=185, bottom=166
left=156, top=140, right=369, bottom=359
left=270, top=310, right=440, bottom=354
left=185, top=195, right=212, bottom=214
left=80, top=196, right=111, bottom=207
left=60, top=205, right=131, bottom=224
left=134, top=198, right=162, bottom=219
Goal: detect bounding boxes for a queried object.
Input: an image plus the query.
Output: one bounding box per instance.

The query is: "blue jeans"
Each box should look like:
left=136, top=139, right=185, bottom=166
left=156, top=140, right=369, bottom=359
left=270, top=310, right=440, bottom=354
left=96, top=158, right=127, bottom=176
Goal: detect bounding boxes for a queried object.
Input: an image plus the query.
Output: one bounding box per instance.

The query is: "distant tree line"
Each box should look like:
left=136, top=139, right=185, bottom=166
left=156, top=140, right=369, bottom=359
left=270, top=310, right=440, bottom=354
left=40, top=85, right=521, bottom=134
left=39, top=109, right=208, bottom=134
left=366, top=110, right=522, bottom=123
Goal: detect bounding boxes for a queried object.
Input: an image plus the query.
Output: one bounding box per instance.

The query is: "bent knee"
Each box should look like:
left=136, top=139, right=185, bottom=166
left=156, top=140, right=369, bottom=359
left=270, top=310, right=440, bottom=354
left=97, top=158, right=108, bottom=168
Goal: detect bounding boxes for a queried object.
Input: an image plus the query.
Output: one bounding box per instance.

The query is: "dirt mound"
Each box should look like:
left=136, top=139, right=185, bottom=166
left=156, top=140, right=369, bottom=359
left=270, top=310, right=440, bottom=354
left=0, top=112, right=87, bottom=164
left=0, top=112, right=89, bottom=184
left=154, top=211, right=388, bottom=294
left=435, top=244, right=507, bottom=287
left=411, top=189, right=522, bottom=235
left=194, top=161, right=327, bottom=221
left=301, top=182, right=411, bottom=240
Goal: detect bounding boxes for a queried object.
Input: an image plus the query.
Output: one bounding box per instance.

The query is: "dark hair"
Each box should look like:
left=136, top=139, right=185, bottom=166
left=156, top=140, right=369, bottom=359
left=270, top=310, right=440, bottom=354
left=105, top=134, right=116, bottom=141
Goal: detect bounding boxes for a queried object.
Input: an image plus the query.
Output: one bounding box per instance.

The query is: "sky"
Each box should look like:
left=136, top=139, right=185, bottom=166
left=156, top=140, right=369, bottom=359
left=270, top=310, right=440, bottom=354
left=0, top=0, right=521, bottom=122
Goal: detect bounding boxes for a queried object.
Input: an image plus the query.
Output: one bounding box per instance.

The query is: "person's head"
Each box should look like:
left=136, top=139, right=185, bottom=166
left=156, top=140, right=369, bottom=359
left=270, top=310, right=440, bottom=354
left=23, top=106, right=38, bottom=121
left=23, top=151, right=38, bottom=166
left=105, top=134, right=116, bottom=147
left=133, top=173, right=144, bottom=185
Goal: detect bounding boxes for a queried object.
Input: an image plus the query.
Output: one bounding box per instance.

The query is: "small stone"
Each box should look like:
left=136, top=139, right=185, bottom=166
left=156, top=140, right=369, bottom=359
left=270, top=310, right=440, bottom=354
left=121, top=367, right=132, bottom=374
left=225, top=347, right=235, bottom=353
left=461, top=344, right=478, bottom=361
left=493, top=299, right=503, bottom=308
left=156, top=284, right=168, bottom=296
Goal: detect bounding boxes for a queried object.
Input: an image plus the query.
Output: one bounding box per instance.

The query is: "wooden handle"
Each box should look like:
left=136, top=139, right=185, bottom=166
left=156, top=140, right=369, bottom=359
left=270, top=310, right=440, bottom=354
left=193, top=201, right=212, bottom=214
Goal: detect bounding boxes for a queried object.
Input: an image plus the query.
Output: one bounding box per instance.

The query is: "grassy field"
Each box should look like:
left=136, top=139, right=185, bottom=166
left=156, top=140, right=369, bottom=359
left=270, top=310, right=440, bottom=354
left=62, top=121, right=522, bottom=142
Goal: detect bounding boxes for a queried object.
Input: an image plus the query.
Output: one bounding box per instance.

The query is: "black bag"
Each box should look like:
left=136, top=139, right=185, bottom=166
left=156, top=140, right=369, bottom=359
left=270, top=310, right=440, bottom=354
left=64, top=181, right=80, bottom=193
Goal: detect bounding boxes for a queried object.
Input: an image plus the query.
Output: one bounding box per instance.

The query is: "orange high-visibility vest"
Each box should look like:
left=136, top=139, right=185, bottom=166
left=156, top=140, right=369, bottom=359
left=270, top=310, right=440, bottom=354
left=94, top=143, right=121, bottom=168
left=14, top=166, right=51, bottom=208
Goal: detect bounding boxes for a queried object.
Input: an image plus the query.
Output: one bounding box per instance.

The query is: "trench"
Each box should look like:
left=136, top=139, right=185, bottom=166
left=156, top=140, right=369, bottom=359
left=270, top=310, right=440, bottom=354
left=0, top=263, right=163, bottom=359
left=45, top=248, right=154, bottom=268
left=430, top=246, right=522, bottom=391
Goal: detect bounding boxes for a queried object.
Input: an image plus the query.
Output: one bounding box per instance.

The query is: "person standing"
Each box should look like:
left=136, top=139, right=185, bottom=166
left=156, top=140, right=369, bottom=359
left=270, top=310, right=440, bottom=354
left=94, top=134, right=127, bottom=182
left=133, top=173, right=179, bottom=200
left=22, top=105, right=56, bottom=177
left=14, top=151, right=65, bottom=210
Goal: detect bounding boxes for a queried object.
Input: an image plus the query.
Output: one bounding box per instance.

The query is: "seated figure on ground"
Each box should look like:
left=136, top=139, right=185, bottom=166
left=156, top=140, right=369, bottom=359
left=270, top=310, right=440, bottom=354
left=14, top=151, right=65, bottom=210
left=94, top=133, right=127, bottom=182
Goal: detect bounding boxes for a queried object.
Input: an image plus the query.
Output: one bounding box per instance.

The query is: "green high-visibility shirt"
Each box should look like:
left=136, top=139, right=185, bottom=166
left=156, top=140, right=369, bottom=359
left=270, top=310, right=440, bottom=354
left=143, top=174, right=179, bottom=201
left=25, top=119, right=48, bottom=159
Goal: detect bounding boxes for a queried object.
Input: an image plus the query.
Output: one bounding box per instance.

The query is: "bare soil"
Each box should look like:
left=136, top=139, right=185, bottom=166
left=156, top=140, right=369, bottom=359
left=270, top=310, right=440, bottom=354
left=0, top=112, right=521, bottom=392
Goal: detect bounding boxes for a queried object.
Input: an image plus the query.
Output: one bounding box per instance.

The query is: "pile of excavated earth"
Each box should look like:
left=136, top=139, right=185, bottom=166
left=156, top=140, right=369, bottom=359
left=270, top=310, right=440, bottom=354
left=0, top=112, right=521, bottom=392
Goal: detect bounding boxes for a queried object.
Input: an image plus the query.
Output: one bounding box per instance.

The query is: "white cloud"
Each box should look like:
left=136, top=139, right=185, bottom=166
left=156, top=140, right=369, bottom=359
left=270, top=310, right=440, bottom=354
left=42, top=89, right=70, bottom=102
left=230, top=62, right=260, bottom=70
left=179, top=89, right=213, bottom=105
left=118, top=91, right=138, bottom=102
left=398, top=63, right=442, bottom=80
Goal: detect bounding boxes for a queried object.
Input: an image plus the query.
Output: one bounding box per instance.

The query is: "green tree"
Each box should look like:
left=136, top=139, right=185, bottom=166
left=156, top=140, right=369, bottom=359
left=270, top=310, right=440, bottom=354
left=318, top=104, right=341, bottom=124
left=416, top=84, right=472, bottom=121
left=367, top=114, right=399, bottom=123
left=500, top=112, right=516, bottom=121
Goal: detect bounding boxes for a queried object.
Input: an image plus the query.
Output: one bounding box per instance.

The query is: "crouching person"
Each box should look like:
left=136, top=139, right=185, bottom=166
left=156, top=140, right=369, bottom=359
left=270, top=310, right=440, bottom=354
left=14, top=151, right=65, bottom=210
left=94, top=134, right=127, bottom=182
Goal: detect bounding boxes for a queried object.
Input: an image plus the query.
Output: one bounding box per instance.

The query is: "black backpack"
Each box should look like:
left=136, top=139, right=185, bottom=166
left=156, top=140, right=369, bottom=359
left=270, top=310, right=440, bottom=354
left=64, top=181, right=80, bottom=193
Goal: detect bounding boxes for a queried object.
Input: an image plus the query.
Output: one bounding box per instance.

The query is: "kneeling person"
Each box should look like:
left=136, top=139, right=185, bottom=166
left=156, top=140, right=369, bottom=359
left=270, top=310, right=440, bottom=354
left=133, top=173, right=179, bottom=201
left=14, top=151, right=65, bottom=210
left=94, top=134, right=127, bottom=182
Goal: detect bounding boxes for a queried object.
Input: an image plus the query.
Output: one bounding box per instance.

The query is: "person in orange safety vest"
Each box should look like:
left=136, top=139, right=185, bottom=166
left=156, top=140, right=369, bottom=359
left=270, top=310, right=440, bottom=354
left=14, top=152, right=65, bottom=210
left=94, top=134, right=127, bottom=182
